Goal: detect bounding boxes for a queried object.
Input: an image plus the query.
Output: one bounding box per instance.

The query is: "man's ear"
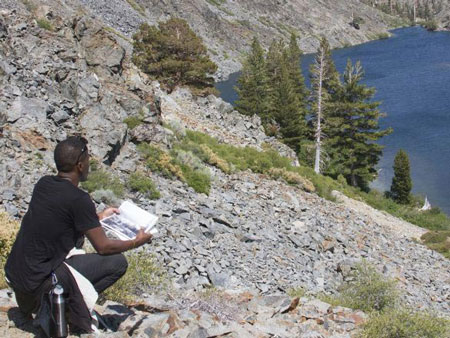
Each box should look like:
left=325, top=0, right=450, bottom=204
left=76, top=161, right=84, bottom=173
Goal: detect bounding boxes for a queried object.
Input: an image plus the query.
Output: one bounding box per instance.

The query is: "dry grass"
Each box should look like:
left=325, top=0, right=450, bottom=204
left=0, top=211, right=20, bottom=289
left=199, top=144, right=231, bottom=173
left=268, top=167, right=315, bottom=192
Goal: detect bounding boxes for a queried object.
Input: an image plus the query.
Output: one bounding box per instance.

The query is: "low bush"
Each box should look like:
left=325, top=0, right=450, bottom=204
left=90, top=189, right=122, bottom=206
left=123, top=115, right=144, bottom=130
left=358, top=307, right=450, bottom=338
left=0, top=212, right=20, bottom=289
left=138, top=143, right=211, bottom=194
left=171, top=149, right=211, bottom=194
left=183, top=130, right=293, bottom=173
left=128, top=172, right=160, bottom=200
left=138, top=143, right=184, bottom=180
left=81, top=168, right=125, bottom=198
left=36, top=18, right=53, bottom=31
left=104, top=250, right=169, bottom=304
left=199, top=144, right=231, bottom=174
left=421, top=230, right=450, bottom=258
left=422, top=20, right=438, bottom=31
left=179, top=164, right=210, bottom=195
left=287, top=287, right=305, bottom=298
left=268, top=167, right=315, bottom=191
left=326, top=261, right=399, bottom=313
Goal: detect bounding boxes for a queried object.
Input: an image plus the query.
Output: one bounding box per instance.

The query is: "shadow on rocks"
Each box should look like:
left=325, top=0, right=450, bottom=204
left=7, top=307, right=44, bottom=337
left=100, top=304, right=135, bottom=332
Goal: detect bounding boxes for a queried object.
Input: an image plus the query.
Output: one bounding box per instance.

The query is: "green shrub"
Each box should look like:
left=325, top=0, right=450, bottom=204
left=0, top=212, right=20, bottom=289
left=138, top=143, right=184, bottom=180
left=138, top=143, right=210, bottom=194
left=422, top=20, right=438, bottom=31
left=123, top=115, right=144, bottom=130
left=268, top=167, right=315, bottom=191
left=81, top=169, right=125, bottom=198
left=359, top=308, right=450, bottom=338
left=171, top=148, right=210, bottom=175
left=36, top=18, right=53, bottom=31
left=421, top=230, right=450, bottom=258
left=128, top=172, right=160, bottom=199
left=104, top=251, right=169, bottom=304
left=332, top=261, right=399, bottom=312
left=287, top=287, right=306, bottom=298
left=180, top=164, right=210, bottom=195
left=199, top=144, right=231, bottom=173
left=90, top=189, right=122, bottom=206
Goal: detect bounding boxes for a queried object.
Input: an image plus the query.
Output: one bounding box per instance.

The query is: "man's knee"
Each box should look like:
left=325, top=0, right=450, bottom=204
left=113, top=253, right=128, bottom=277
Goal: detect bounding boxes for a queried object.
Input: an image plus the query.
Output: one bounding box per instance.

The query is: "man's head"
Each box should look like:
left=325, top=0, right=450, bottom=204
left=54, top=136, right=90, bottom=181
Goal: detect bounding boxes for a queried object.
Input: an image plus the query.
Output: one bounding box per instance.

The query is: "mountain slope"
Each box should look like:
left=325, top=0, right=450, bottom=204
left=73, top=0, right=397, bottom=79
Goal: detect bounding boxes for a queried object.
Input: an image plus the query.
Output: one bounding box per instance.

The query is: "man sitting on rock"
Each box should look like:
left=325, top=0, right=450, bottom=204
left=4, top=136, right=153, bottom=333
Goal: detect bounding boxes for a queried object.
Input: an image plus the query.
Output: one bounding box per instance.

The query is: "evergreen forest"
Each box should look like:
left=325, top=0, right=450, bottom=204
left=235, top=34, right=393, bottom=190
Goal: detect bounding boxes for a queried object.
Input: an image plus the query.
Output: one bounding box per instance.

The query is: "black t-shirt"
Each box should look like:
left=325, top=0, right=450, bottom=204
left=5, top=176, right=101, bottom=293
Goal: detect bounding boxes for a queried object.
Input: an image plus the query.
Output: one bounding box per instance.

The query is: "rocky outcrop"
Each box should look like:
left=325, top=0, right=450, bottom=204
left=0, top=289, right=368, bottom=337
left=0, top=7, right=152, bottom=204
left=2, top=0, right=400, bottom=80
left=74, top=0, right=399, bottom=80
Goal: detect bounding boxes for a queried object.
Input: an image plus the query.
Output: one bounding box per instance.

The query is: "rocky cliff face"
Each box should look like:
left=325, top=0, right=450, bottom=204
left=36, top=0, right=398, bottom=79
left=0, top=1, right=449, bottom=337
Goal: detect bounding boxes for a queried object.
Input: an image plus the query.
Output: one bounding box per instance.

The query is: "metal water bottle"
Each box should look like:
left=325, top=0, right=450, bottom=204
left=51, top=284, right=67, bottom=337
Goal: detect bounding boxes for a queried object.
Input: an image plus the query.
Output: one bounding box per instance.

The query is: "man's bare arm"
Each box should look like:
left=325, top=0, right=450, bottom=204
left=85, top=227, right=152, bottom=255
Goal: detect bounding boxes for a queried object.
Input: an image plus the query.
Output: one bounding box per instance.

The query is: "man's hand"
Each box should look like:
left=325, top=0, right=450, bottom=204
left=133, top=229, right=153, bottom=248
left=98, top=207, right=119, bottom=220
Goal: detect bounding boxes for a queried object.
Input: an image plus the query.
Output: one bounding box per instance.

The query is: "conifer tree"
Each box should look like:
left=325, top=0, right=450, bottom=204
left=286, top=33, right=308, bottom=142
left=287, top=33, right=308, bottom=109
left=390, top=149, right=412, bottom=204
left=325, top=59, right=392, bottom=188
left=264, top=39, right=307, bottom=151
left=320, top=38, right=341, bottom=101
left=265, top=39, right=284, bottom=125
left=132, top=19, right=217, bottom=93
left=235, top=37, right=270, bottom=120
left=273, top=51, right=306, bottom=150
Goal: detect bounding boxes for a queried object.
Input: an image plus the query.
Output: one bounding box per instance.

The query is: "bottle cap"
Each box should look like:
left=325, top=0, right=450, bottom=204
left=54, top=284, right=64, bottom=295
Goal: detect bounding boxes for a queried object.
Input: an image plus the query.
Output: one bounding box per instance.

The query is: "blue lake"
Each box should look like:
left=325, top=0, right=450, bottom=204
left=216, top=26, right=450, bottom=215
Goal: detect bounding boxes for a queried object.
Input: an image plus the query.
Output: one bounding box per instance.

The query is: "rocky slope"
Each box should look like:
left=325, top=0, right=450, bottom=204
left=0, top=2, right=449, bottom=337
left=3, top=0, right=400, bottom=79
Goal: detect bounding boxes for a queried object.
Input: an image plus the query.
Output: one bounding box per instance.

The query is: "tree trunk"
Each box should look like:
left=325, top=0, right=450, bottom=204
left=413, top=0, right=417, bottom=23
left=314, top=51, right=325, bottom=174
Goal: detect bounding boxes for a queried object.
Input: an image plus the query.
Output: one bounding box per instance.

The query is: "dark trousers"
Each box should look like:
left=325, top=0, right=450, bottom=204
left=65, top=253, right=128, bottom=294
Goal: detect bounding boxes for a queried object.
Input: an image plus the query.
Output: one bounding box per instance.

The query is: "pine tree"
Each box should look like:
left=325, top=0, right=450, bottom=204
left=273, top=51, right=306, bottom=151
left=286, top=33, right=308, bottom=142
left=235, top=37, right=270, bottom=120
left=132, top=19, right=217, bottom=93
left=325, top=59, right=392, bottom=188
left=260, top=39, right=304, bottom=149
left=320, top=38, right=341, bottom=101
left=390, top=149, right=412, bottom=204
left=265, top=39, right=284, bottom=126
left=287, top=33, right=308, bottom=110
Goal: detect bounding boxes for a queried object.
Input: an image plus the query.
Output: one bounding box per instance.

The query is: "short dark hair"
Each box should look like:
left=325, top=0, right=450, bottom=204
left=54, top=136, right=89, bottom=172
